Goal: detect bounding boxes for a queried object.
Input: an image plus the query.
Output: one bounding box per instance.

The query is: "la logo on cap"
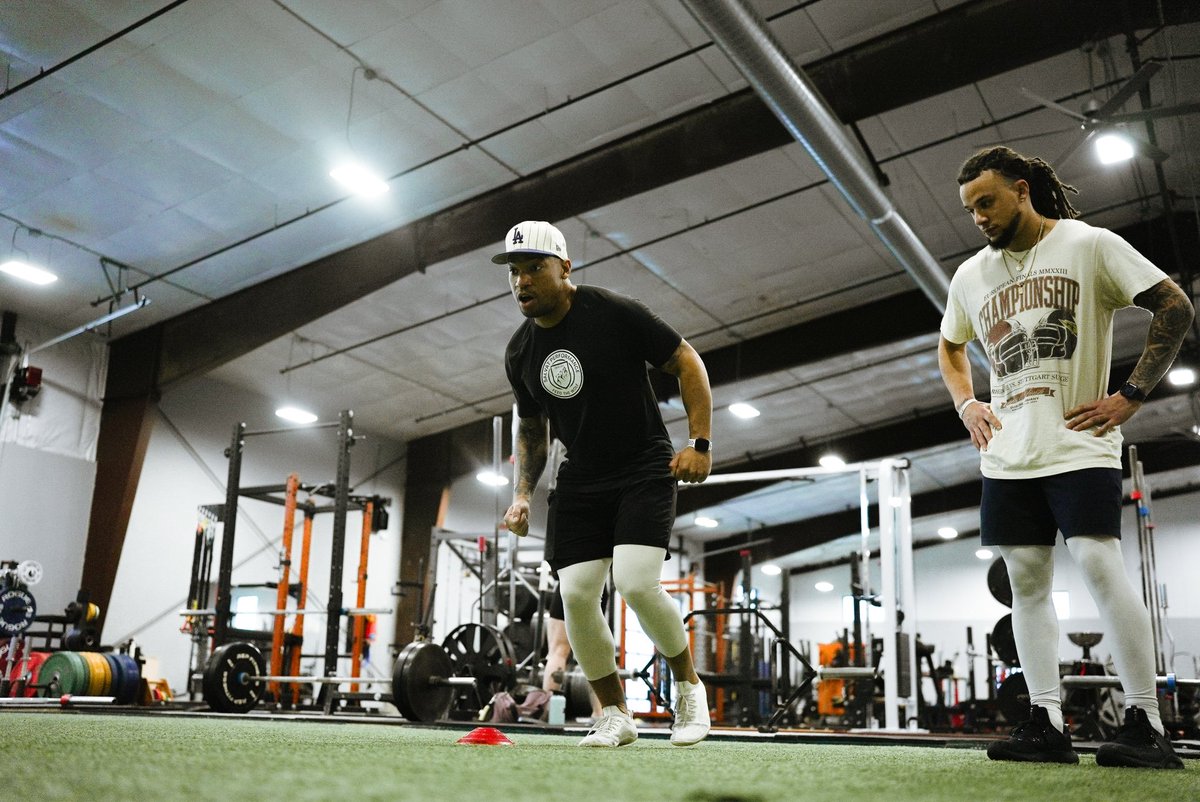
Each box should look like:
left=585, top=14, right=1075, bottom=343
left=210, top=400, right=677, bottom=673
left=492, top=221, right=569, bottom=264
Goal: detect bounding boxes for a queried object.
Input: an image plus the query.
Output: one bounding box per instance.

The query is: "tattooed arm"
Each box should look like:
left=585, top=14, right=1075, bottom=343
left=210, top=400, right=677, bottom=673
left=503, top=414, right=549, bottom=536
left=1065, top=278, right=1195, bottom=436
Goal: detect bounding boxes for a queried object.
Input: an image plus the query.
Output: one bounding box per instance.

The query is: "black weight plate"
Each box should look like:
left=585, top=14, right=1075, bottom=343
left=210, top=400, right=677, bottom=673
left=502, top=621, right=537, bottom=666
left=391, top=641, right=454, bottom=722
left=203, top=642, right=264, bottom=713
left=0, top=587, right=36, bottom=635
left=996, top=672, right=1029, bottom=725
left=441, top=624, right=517, bottom=719
left=987, top=558, right=1013, bottom=608
left=991, top=613, right=1019, bottom=666
left=562, top=669, right=593, bottom=720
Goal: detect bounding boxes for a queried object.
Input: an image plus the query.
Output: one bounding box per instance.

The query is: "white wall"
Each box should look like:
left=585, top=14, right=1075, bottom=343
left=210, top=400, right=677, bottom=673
left=1, top=313, right=105, bottom=620
left=104, top=375, right=406, bottom=694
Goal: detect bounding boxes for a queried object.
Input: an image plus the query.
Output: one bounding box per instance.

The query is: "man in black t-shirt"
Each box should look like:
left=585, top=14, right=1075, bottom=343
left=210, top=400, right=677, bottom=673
left=497, top=220, right=713, bottom=748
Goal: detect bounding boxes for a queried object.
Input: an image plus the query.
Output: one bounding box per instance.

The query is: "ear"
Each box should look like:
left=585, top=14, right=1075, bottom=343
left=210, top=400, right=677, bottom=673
left=560, top=258, right=571, bottom=277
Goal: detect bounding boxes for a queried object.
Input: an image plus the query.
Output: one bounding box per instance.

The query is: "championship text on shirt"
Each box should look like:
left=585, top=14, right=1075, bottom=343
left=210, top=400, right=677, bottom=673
left=976, top=274, right=1081, bottom=338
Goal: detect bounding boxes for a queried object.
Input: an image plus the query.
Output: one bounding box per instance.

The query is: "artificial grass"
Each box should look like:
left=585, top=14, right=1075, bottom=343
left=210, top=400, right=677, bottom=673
left=2, top=711, right=1194, bottom=802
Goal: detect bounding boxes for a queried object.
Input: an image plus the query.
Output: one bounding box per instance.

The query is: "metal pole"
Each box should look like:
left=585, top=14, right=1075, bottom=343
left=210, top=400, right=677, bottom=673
left=877, top=461, right=898, bottom=730
left=323, top=410, right=354, bottom=681
left=213, top=422, right=245, bottom=648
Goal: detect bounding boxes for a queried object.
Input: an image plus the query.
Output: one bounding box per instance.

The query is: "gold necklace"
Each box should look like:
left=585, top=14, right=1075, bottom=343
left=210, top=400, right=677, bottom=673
left=1001, top=215, right=1045, bottom=278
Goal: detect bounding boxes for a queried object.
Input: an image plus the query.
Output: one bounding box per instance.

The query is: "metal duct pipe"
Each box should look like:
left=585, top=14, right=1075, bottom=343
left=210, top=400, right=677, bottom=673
left=680, top=0, right=952, bottom=313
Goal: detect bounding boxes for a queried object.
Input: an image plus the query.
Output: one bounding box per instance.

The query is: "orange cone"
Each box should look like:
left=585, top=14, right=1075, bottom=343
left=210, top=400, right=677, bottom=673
left=456, top=726, right=515, bottom=746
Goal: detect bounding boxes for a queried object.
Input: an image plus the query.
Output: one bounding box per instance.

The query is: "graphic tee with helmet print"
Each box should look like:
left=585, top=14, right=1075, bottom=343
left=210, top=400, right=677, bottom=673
left=941, top=218, right=1167, bottom=479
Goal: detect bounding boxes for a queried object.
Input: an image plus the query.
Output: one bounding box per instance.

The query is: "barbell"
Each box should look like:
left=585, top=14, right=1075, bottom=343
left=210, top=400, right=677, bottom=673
left=1060, top=673, right=1197, bottom=691
left=202, top=637, right=516, bottom=721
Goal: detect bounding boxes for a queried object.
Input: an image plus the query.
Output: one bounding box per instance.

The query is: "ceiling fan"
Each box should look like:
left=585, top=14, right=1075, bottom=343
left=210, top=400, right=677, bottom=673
left=1021, top=62, right=1200, bottom=166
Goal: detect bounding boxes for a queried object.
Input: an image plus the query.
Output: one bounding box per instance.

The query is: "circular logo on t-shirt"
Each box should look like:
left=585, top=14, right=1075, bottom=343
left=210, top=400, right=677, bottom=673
left=540, top=350, right=584, bottom=398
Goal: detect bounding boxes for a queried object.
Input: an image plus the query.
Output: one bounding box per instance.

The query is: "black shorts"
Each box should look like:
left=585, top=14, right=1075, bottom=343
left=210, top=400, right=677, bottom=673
left=980, top=468, right=1123, bottom=546
left=545, top=477, right=676, bottom=571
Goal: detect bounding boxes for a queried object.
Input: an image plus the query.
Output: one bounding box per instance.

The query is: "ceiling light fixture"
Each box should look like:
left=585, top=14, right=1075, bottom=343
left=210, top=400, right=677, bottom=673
left=729, top=402, right=760, bottom=419
left=694, top=515, right=719, bottom=528
left=814, top=581, right=834, bottom=592
left=975, top=548, right=994, bottom=560
left=760, top=564, right=781, bottom=576
left=818, top=454, right=845, bottom=469
left=330, top=163, right=389, bottom=197
left=0, top=259, right=57, bottom=285
left=1095, top=132, right=1134, bottom=164
left=1167, top=365, right=1196, bottom=387
left=937, top=526, right=959, bottom=540
left=475, top=469, right=509, bottom=487
left=275, top=406, right=318, bottom=424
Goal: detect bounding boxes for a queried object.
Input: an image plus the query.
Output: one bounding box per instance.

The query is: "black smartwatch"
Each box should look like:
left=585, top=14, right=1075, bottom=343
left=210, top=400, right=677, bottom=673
left=687, top=438, right=711, bottom=454
left=1119, top=382, right=1147, bottom=402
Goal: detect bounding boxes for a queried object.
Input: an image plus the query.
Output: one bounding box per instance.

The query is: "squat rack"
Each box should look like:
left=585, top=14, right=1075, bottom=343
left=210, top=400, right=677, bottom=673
left=190, top=410, right=391, bottom=703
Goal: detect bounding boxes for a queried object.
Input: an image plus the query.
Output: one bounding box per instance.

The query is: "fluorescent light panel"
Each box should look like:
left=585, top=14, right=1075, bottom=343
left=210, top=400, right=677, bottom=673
left=475, top=470, right=509, bottom=487
left=818, top=454, right=845, bottom=469
left=729, top=402, right=760, bottom=419
left=275, top=406, right=318, bottom=424
left=330, top=163, right=389, bottom=196
left=1167, top=366, right=1196, bottom=386
left=694, top=515, right=719, bottom=528
left=0, top=260, right=57, bottom=285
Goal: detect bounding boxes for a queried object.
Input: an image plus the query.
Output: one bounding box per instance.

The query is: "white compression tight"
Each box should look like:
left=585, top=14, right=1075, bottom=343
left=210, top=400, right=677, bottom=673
left=556, top=544, right=688, bottom=681
left=1001, top=536, right=1160, bottom=733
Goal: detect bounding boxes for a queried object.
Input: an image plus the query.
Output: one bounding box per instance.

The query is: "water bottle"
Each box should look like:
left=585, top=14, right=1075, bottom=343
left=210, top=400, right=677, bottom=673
left=548, top=693, right=566, bottom=725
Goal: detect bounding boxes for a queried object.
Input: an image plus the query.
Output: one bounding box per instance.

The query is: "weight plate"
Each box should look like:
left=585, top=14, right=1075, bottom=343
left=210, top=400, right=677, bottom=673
left=83, top=652, right=112, bottom=695
left=502, top=621, right=537, bottom=666
left=996, top=672, right=1029, bottom=725
left=991, top=614, right=1019, bottom=666
left=17, top=560, right=43, bottom=586
left=987, top=558, right=1012, bottom=608
left=391, top=641, right=454, bottom=722
left=103, top=654, right=124, bottom=701
left=38, top=651, right=88, bottom=696
left=21, top=651, right=49, bottom=697
left=0, top=587, right=36, bottom=635
left=112, top=653, right=141, bottom=704
left=63, top=626, right=100, bottom=651
left=562, top=669, right=593, bottom=720
left=441, top=624, right=517, bottom=720
left=203, top=642, right=264, bottom=713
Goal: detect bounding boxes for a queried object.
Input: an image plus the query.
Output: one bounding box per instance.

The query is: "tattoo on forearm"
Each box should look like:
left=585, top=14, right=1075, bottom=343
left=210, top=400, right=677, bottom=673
left=1131, top=281, right=1196, bottom=391
left=516, top=417, right=548, bottom=497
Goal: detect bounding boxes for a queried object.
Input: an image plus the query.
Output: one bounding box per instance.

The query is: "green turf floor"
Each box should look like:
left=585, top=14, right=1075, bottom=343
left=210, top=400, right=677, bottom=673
left=3, top=712, right=1195, bottom=802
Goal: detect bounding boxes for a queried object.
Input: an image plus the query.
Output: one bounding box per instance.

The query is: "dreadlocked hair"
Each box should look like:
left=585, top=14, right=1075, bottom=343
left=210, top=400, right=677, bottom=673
left=957, top=146, right=1081, bottom=220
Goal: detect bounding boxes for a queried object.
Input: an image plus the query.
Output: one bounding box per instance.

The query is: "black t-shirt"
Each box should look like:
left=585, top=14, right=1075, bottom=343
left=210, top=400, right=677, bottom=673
left=505, top=285, right=681, bottom=488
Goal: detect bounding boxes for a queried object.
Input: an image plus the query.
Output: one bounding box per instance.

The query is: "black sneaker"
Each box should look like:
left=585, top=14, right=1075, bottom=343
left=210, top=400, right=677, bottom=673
left=987, top=705, right=1079, bottom=764
left=1095, top=706, right=1185, bottom=769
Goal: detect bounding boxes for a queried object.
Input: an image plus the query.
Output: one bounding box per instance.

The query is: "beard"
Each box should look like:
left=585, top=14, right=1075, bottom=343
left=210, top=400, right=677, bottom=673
left=986, top=212, right=1022, bottom=250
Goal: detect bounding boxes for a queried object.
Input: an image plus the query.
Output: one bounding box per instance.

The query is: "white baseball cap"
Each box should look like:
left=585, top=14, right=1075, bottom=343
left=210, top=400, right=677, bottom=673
left=490, top=221, right=569, bottom=264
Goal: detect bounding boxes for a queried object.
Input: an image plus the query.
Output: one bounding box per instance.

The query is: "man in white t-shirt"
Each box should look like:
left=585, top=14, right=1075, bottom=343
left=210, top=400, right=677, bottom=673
left=939, top=146, right=1193, bottom=769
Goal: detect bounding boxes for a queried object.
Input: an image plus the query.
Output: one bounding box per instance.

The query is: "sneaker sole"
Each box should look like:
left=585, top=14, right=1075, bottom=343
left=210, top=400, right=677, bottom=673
left=1095, top=751, right=1184, bottom=770
left=987, top=746, right=1079, bottom=765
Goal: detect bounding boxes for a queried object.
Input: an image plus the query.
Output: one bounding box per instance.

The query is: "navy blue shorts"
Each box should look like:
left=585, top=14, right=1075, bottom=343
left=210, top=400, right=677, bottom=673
left=980, top=468, right=1123, bottom=546
left=545, top=477, right=676, bottom=571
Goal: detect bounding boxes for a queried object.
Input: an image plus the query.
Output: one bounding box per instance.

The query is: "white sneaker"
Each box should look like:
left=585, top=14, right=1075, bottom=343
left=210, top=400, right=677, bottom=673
left=578, top=705, right=638, bottom=747
left=670, top=679, right=710, bottom=746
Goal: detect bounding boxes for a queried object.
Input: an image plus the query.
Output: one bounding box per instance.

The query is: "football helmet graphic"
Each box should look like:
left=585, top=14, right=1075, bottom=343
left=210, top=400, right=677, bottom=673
left=986, top=319, right=1035, bottom=378
left=1032, top=309, right=1078, bottom=361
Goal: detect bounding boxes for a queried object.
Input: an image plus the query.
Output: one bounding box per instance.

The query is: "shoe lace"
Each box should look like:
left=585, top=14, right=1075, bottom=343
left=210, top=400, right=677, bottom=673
left=674, top=692, right=696, bottom=723
left=587, top=713, right=625, bottom=739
